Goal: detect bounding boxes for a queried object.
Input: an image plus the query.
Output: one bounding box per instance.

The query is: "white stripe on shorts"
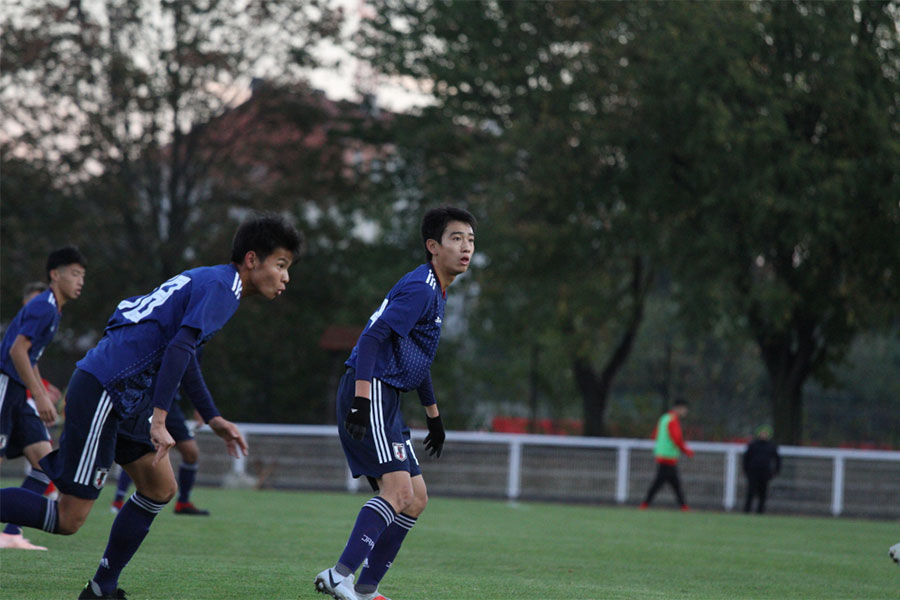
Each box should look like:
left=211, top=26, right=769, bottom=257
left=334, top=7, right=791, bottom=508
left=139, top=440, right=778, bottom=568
left=371, top=379, right=390, bottom=464
left=75, top=391, right=113, bottom=486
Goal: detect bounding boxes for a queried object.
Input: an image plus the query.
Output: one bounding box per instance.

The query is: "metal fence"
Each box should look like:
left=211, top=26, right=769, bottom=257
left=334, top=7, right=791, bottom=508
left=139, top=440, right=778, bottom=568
left=185, top=424, right=900, bottom=519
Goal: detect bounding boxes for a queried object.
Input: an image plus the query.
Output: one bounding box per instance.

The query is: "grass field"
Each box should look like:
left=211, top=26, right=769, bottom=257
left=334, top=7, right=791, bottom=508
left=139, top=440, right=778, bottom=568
left=1, top=482, right=898, bottom=600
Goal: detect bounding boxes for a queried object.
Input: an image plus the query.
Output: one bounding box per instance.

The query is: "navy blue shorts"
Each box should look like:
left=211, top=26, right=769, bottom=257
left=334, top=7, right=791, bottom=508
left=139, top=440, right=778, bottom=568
left=336, top=369, right=420, bottom=482
left=118, top=399, right=193, bottom=445
left=0, top=372, right=51, bottom=459
left=40, top=369, right=153, bottom=500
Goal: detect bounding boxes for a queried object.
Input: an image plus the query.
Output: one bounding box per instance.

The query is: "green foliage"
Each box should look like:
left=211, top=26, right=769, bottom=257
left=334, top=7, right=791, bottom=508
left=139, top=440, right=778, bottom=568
left=359, top=0, right=900, bottom=442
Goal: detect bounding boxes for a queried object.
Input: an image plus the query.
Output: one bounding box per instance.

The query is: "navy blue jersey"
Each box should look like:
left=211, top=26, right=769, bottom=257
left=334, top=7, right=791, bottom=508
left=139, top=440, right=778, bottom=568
left=346, top=263, right=445, bottom=391
left=76, top=264, right=241, bottom=416
left=0, top=289, right=61, bottom=386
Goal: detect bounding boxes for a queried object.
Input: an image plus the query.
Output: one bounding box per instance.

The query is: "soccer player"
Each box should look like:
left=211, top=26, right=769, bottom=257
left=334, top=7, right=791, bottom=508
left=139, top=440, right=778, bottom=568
left=639, top=399, right=694, bottom=511
left=112, top=393, right=211, bottom=516
left=0, top=250, right=86, bottom=551
left=315, top=206, right=476, bottom=600
left=0, top=214, right=300, bottom=599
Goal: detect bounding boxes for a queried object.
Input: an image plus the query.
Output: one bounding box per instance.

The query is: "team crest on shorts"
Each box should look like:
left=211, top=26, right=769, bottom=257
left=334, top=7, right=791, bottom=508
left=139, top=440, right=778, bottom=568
left=92, top=468, right=110, bottom=489
left=392, top=442, right=407, bottom=461
left=0, top=434, right=7, bottom=450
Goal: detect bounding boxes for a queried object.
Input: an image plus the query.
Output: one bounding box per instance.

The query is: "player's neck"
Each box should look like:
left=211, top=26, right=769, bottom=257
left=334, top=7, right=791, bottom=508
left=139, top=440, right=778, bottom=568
left=235, top=263, right=255, bottom=298
left=429, top=261, right=453, bottom=292
left=48, top=284, right=67, bottom=311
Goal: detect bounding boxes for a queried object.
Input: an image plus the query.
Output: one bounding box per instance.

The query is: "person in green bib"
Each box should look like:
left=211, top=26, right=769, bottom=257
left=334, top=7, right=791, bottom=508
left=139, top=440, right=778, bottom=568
left=640, top=399, right=694, bottom=510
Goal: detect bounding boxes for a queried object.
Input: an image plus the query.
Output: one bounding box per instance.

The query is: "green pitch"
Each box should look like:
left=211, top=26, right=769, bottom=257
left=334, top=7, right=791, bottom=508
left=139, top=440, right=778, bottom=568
left=1, top=484, right=896, bottom=599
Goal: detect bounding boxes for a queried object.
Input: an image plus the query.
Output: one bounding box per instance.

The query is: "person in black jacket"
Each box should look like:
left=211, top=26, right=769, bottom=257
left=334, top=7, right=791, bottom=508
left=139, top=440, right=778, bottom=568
left=743, top=425, right=781, bottom=514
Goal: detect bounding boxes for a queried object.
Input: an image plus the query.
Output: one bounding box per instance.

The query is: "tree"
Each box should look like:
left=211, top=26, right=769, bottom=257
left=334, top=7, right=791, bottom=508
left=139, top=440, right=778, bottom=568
left=357, top=0, right=667, bottom=435
left=619, top=1, right=900, bottom=443
left=2, top=0, right=342, bottom=284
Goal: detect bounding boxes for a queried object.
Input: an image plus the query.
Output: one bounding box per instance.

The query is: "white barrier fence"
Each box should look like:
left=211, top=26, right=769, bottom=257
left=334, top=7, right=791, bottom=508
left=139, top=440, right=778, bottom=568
left=194, top=424, right=900, bottom=518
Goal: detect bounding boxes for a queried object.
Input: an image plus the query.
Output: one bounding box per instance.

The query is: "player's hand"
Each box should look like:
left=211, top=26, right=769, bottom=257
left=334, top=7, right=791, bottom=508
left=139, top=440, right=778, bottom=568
left=344, top=396, right=370, bottom=440
left=208, top=416, right=249, bottom=458
left=424, top=414, right=445, bottom=458
left=33, top=390, right=58, bottom=426
left=150, top=422, right=176, bottom=467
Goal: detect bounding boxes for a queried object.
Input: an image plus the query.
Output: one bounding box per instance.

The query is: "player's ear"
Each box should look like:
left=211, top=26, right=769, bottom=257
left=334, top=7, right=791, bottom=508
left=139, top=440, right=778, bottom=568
left=242, top=250, right=259, bottom=269
left=425, top=238, right=441, bottom=256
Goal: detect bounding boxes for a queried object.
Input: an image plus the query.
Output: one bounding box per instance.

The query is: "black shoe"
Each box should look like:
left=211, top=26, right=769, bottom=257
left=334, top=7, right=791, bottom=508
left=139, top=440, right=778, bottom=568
left=78, top=581, right=127, bottom=599
left=174, top=501, right=210, bottom=515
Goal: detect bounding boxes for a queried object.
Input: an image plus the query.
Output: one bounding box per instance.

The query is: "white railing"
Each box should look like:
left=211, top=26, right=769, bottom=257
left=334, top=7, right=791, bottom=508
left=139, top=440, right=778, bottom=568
left=209, top=423, right=900, bottom=518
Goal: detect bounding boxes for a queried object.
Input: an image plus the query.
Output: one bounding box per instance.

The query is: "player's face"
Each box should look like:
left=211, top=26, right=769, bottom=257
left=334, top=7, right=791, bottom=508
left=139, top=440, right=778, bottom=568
left=52, top=264, right=85, bottom=301
left=247, top=247, right=293, bottom=299
left=432, top=220, right=475, bottom=277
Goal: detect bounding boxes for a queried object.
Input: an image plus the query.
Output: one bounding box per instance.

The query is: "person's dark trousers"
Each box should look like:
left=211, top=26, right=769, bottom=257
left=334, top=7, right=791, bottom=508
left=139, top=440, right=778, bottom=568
left=744, top=470, right=771, bottom=513
left=643, top=463, right=686, bottom=506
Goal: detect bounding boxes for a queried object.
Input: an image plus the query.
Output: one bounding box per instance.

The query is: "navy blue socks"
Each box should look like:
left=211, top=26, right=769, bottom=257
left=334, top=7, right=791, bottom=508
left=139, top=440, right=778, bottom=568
left=356, top=512, right=417, bottom=593
left=177, top=462, right=198, bottom=503
left=2, top=469, right=52, bottom=535
left=336, top=496, right=396, bottom=575
left=92, top=492, right=166, bottom=595
left=0, top=487, right=58, bottom=533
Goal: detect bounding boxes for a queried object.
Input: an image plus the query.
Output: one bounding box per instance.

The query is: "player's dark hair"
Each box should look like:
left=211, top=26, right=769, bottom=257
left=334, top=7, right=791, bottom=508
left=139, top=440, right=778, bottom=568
left=230, top=213, right=302, bottom=264
left=673, top=398, right=689, bottom=408
left=421, top=206, right=477, bottom=262
left=46, top=246, right=86, bottom=280
left=22, top=281, right=48, bottom=301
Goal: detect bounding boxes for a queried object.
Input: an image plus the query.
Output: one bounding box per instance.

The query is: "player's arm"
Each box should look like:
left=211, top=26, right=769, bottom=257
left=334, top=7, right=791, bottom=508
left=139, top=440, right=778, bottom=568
left=180, top=352, right=248, bottom=458
left=345, top=282, right=433, bottom=440
left=9, top=334, right=56, bottom=424
left=148, top=325, right=202, bottom=465
left=668, top=418, right=694, bottom=457
left=345, top=318, right=392, bottom=440
left=417, top=372, right=445, bottom=458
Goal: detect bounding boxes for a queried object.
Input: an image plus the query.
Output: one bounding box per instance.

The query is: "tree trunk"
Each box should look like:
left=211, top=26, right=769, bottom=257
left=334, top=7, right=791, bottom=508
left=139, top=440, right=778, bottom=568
left=574, top=357, right=610, bottom=437
left=755, top=317, right=819, bottom=445
left=771, top=375, right=804, bottom=446
left=574, top=255, right=650, bottom=437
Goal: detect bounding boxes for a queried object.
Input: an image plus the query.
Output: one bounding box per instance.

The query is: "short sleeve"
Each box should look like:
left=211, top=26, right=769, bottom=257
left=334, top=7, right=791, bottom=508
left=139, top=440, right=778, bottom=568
left=377, top=282, right=432, bottom=338
left=18, top=302, right=57, bottom=341
left=181, top=281, right=239, bottom=340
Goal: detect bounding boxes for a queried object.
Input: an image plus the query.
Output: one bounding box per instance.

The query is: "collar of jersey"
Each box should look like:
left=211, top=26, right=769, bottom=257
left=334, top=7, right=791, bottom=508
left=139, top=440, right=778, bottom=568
left=429, top=263, right=446, bottom=298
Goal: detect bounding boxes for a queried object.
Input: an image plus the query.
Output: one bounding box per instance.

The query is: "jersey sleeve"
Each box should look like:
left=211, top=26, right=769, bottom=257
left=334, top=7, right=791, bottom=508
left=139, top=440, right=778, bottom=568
left=376, top=281, right=433, bottom=338
left=17, top=302, right=56, bottom=341
left=667, top=418, right=691, bottom=454
left=181, top=281, right=239, bottom=340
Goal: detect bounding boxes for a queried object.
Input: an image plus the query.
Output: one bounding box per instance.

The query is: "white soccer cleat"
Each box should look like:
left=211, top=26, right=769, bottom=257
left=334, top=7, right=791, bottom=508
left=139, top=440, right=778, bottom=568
left=315, top=568, right=358, bottom=600
left=890, top=542, right=900, bottom=565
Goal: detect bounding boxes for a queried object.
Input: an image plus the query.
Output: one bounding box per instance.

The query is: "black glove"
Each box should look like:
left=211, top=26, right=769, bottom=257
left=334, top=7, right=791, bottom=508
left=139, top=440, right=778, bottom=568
left=344, top=396, right=370, bottom=440
left=423, top=414, right=445, bottom=458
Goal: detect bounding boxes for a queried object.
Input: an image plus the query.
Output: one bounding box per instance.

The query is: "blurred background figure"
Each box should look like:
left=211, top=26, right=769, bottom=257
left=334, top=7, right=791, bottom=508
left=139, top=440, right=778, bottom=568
left=640, top=399, right=694, bottom=511
left=742, top=425, right=781, bottom=514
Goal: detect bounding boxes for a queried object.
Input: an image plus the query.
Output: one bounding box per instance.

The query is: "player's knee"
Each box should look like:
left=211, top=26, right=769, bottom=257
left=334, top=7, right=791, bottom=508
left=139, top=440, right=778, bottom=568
left=388, top=487, right=415, bottom=512
left=160, top=483, right=177, bottom=503
left=178, top=444, right=199, bottom=464
left=56, top=511, right=87, bottom=535
left=137, top=482, right=177, bottom=503
left=407, top=490, right=428, bottom=517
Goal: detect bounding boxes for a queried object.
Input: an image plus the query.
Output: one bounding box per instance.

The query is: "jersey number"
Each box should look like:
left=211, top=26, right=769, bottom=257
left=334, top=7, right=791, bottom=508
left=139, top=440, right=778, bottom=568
left=117, top=275, right=191, bottom=323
